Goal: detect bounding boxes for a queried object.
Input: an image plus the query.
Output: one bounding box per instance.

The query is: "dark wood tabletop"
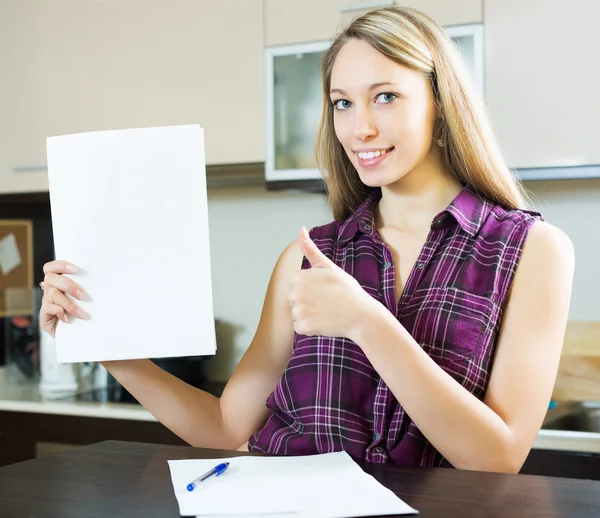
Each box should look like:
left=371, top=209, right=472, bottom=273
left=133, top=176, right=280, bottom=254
left=0, top=440, right=599, bottom=517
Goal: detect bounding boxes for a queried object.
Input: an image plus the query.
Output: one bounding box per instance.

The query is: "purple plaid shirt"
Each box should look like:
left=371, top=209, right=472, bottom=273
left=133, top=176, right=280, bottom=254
left=248, top=184, right=542, bottom=466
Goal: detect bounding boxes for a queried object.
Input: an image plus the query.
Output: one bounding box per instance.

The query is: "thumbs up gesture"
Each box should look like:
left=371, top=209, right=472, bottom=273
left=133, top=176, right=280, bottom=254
left=289, top=226, right=377, bottom=340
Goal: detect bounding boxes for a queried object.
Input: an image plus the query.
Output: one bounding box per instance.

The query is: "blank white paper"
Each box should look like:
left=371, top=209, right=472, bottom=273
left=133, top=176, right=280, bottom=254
left=167, top=451, right=418, bottom=517
left=46, top=124, right=216, bottom=363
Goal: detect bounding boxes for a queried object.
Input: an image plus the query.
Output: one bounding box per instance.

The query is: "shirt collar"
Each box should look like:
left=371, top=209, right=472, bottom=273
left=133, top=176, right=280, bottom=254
left=337, top=184, right=491, bottom=244
left=337, top=189, right=381, bottom=244
left=441, top=184, right=491, bottom=237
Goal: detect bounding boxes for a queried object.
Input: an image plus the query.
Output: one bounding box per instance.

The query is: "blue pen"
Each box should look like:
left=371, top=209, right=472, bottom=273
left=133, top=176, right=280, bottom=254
left=186, top=462, right=230, bottom=491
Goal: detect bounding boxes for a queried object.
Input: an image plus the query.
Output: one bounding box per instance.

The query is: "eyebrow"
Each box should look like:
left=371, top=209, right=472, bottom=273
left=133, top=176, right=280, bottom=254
left=329, top=82, right=395, bottom=96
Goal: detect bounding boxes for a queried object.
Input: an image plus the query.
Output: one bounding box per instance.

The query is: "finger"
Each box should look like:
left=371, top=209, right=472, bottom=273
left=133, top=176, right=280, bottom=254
left=43, top=271, right=90, bottom=301
left=288, top=289, right=298, bottom=308
left=45, top=287, right=89, bottom=319
left=291, top=304, right=300, bottom=323
left=43, top=260, right=79, bottom=275
left=293, top=320, right=310, bottom=337
left=40, top=302, right=70, bottom=330
left=298, top=226, right=335, bottom=270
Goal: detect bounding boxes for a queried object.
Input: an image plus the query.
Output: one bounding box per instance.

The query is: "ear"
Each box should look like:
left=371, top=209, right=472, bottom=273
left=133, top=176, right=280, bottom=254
left=299, top=227, right=334, bottom=269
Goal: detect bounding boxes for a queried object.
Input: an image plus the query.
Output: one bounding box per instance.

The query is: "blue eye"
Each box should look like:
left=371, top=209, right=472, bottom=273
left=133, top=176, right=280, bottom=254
left=332, top=99, right=352, bottom=111
left=376, top=92, right=397, bottom=104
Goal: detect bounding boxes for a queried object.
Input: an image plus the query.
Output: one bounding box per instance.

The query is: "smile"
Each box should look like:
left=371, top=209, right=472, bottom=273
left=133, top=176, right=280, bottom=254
left=355, top=147, right=395, bottom=168
left=356, top=147, right=394, bottom=160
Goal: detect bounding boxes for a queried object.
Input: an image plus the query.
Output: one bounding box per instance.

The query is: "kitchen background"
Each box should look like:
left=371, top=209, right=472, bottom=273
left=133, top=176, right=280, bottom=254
left=0, top=0, right=598, bottom=401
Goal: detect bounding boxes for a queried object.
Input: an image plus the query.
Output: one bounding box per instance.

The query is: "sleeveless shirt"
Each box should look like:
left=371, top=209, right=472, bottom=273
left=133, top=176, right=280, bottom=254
left=248, top=184, right=543, bottom=467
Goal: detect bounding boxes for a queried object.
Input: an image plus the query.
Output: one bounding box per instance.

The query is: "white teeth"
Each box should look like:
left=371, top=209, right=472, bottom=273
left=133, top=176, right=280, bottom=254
left=358, top=148, right=390, bottom=160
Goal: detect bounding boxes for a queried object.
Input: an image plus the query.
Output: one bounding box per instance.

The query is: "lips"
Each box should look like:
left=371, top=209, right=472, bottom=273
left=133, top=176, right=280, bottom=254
left=355, top=147, right=395, bottom=168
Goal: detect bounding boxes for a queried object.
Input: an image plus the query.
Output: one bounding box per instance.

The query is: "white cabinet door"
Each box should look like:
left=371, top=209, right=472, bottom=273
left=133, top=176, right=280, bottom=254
left=0, top=0, right=48, bottom=193
left=265, top=0, right=483, bottom=46
left=1, top=0, right=264, bottom=194
left=485, top=0, right=600, bottom=168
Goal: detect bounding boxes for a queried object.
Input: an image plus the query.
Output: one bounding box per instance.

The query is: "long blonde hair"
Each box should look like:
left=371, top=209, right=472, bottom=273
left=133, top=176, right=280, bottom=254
left=316, top=6, right=530, bottom=221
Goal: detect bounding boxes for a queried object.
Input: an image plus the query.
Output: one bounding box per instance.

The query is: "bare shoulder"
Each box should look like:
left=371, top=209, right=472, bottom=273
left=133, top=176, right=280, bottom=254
left=520, top=220, right=575, bottom=273
left=505, top=219, right=575, bottom=307
left=268, top=238, right=304, bottom=289
left=277, top=238, right=304, bottom=271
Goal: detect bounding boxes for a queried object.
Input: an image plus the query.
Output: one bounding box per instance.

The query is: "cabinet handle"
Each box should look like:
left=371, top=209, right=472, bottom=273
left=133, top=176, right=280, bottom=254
left=12, top=166, right=48, bottom=172
left=340, top=0, right=395, bottom=13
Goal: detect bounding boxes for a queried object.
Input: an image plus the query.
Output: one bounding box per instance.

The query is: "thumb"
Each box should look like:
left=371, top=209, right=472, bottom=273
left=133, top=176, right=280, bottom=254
left=299, top=226, right=334, bottom=269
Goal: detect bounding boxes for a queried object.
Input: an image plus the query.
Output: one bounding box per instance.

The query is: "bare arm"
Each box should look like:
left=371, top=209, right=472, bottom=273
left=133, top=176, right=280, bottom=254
left=51, top=241, right=302, bottom=450
left=351, top=221, right=575, bottom=472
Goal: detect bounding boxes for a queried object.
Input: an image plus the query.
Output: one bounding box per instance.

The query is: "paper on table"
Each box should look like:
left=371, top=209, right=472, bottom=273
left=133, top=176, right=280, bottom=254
left=46, top=124, right=216, bottom=363
left=168, top=451, right=418, bottom=517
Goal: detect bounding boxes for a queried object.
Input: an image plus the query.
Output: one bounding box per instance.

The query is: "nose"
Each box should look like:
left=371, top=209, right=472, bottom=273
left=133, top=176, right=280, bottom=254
left=351, top=105, right=377, bottom=142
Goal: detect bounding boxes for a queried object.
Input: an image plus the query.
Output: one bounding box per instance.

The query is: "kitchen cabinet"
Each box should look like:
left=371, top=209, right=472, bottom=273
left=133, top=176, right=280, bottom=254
left=521, top=448, right=600, bottom=481
left=0, top=410, right=186, bottom=467
left=0, top=0, right=46, bottom=194
left=484, top=0, right=600, bottom=168
left=1, top=0, right=264, bottom=194
left=265, top=0, right=483, bottom=46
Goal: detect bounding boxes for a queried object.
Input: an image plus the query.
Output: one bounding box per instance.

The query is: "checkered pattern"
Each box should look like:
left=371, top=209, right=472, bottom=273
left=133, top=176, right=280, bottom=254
left=248, top=185, right=542, bottom=466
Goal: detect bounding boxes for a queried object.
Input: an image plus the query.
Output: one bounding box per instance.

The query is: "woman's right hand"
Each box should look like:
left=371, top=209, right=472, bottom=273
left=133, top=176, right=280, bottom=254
left=40, top=260, right=90, bottom=337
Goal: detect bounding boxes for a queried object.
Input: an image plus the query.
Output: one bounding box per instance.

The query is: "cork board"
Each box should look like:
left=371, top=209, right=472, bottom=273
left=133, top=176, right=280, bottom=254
left=0, top=220, right=34, bottom=317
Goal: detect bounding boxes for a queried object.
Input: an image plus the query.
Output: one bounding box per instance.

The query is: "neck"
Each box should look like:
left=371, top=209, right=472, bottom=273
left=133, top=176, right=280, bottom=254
left=375, top=152, right=462, bottom=234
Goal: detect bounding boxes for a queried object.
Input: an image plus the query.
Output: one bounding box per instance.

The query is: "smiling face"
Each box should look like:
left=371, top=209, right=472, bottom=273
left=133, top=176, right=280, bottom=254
left=329, top=38, right=440, bottom=188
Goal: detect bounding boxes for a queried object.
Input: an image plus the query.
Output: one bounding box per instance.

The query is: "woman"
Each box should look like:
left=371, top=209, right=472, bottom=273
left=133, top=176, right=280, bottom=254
left=39, top=7, right=574, bottom=473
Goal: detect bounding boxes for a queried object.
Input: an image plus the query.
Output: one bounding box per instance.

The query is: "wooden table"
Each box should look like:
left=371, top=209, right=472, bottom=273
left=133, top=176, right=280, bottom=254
left=0, top=440, right=599, bottom=517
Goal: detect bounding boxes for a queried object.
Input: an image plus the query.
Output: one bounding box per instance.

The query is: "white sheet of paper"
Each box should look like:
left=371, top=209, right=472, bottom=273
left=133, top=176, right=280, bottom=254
left=168, top=451, right=418, bottom=517
left=0, top=233, right=22, bottom=275
left=46, top=124, right=216, bottom=363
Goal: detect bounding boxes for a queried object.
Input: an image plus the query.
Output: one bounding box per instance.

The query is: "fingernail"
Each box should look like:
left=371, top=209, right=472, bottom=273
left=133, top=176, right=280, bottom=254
left=77, top=308, right=89, bottom=319
left=66, top=264, right=79, bottom=273
left=62, top=314, right=69, bottom=323
left=76, top=290, right=90, bottom=301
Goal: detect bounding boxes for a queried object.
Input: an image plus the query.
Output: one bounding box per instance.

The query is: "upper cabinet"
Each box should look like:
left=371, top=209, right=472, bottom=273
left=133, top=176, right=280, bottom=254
left=265, top=0, right=483, bottom=46
left=484, top=0, right=600, bottom=169
left=37, top=0, right=264, bottom=167
left=2, top=0, right=264, bottom=193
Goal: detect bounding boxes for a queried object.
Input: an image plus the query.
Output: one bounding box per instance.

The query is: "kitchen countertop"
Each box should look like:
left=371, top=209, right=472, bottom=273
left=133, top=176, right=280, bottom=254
left=1, top=367, right=599, bottom=453
left=535, top=429, right=600, bottom=453
left=0, top=367, right=156, bottom=422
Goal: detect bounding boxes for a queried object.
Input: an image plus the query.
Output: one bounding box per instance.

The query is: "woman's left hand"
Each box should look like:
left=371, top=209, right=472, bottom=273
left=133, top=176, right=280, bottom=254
left=289, top=227, right=379, bottom=340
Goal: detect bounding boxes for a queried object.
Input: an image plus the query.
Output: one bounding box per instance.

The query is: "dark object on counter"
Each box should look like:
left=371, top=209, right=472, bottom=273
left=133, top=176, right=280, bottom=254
left=4, top=316, right=39, bottom=378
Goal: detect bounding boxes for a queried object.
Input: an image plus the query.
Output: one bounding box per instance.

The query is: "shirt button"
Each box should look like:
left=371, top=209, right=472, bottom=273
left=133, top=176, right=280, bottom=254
left=363, top=223, right=372, bottom=231
left=374, top=432, right=381, bottom=441
left=374, top=446, right=385, bottom=454
left=383, top=261, right=392, bottom=269
left=417, top=263, right=424, bottom=269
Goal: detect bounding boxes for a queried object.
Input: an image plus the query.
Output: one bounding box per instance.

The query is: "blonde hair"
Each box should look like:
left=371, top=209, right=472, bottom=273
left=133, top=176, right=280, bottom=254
left=316, top=6, right=530, bottom=221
